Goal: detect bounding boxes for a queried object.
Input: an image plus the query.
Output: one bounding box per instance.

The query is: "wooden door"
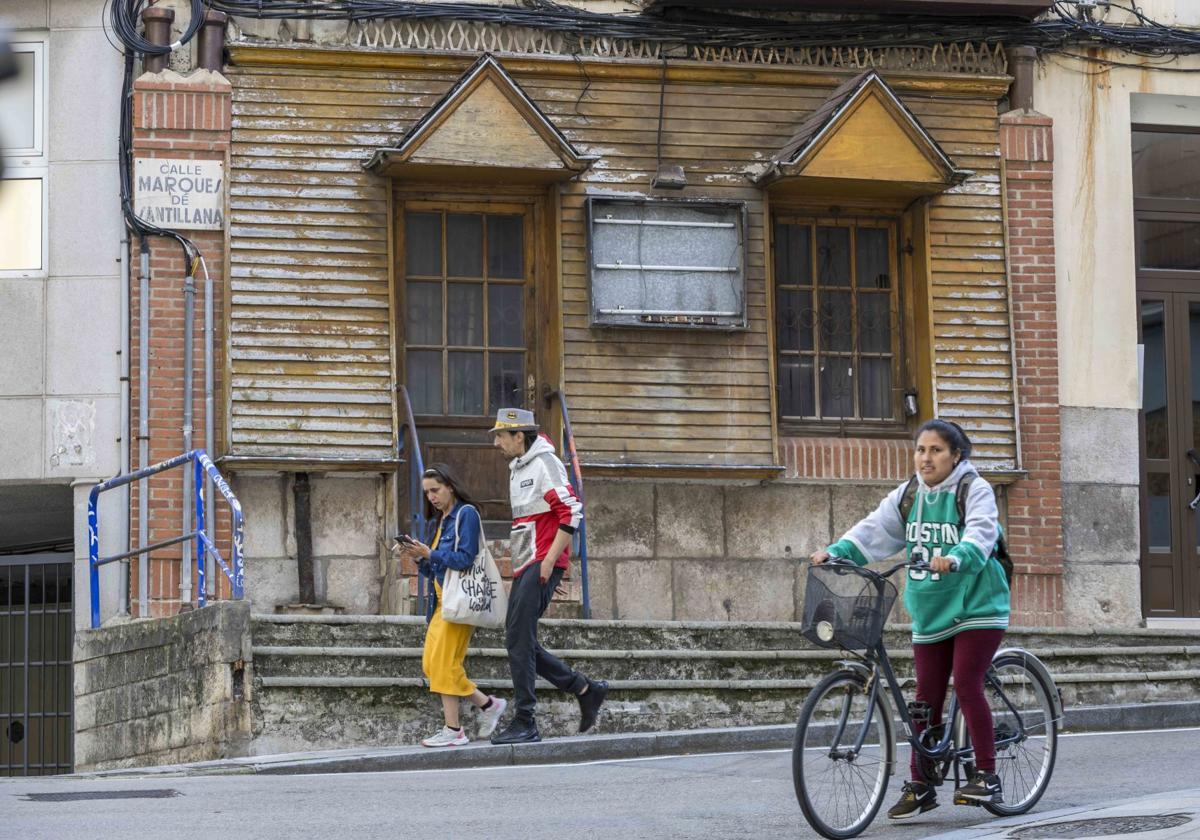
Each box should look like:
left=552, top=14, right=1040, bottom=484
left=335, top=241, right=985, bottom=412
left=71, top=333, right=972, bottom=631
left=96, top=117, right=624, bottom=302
left=1137, top=291, right=1200, bottom=618
left=397, top=201, right=536, bottom=526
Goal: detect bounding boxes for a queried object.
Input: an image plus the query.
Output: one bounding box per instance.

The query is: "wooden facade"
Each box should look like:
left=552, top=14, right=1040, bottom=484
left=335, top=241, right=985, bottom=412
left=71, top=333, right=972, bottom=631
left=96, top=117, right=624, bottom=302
left=222, top=45, right=1018, bottom=477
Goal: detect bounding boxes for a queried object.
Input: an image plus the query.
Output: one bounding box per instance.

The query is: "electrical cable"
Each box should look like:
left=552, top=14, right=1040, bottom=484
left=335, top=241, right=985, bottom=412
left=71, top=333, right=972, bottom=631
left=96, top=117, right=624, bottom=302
left=200, top=0, right=1200, bottom=60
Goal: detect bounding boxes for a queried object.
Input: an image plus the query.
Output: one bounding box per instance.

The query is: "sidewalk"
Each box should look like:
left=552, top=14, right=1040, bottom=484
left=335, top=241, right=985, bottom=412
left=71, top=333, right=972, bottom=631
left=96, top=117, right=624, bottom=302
left=926, top=788, right=1200, bottom=839
left=66, top=724, right=796, bottom=778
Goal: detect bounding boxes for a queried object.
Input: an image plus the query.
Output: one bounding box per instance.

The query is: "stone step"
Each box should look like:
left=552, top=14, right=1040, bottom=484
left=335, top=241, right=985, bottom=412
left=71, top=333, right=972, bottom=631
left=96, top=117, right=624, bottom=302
left=246, top=615, right=1200, bottom=754
left=250, top=614, right=1199, bottom=653
left=250, top=643, right=1200, bottom=685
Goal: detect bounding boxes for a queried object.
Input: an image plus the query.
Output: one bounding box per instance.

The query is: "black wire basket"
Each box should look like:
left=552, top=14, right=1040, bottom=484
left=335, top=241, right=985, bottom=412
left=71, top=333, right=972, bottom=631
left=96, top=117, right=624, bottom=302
left=801, top=563, right=898, bottom=651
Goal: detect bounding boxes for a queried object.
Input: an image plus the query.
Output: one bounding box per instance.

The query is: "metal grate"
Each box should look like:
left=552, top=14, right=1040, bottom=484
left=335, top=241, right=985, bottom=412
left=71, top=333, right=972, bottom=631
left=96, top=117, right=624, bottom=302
left=1, top=556, right=74, bottom=776
left=1011, top=814, right=1194, bottom=838
left=22, top=789, right=181, bottom=802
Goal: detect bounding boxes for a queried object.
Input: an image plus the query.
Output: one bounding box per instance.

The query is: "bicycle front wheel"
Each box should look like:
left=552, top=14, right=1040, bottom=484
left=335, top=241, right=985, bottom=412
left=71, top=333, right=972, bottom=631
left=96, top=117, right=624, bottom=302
left=956, top=652, right=1058, bottom=816
left=793, top=670, right=894, bottom=839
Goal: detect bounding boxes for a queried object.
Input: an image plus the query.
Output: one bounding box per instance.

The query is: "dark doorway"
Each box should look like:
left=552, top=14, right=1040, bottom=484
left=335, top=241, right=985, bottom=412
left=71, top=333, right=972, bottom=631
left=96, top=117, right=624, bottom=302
left=1, top=555, right=74, bottom=775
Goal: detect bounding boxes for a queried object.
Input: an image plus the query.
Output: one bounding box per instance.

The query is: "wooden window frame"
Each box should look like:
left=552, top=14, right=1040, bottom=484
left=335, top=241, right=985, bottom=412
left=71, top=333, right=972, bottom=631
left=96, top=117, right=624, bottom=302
left=398, top=199, right=536, bottom=426
left=772, top=213, right=909, bottom=439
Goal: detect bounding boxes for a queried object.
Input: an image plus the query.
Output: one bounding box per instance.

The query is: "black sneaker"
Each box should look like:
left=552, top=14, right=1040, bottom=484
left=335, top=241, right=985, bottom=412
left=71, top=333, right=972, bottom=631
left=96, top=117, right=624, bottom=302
left=956, top=771, right=1003, bottom=804
left=489, top=717, right=540, bottom=745
left=578, top=679, right=609, bottom=733
left=887, top=781, right=939, bottom=820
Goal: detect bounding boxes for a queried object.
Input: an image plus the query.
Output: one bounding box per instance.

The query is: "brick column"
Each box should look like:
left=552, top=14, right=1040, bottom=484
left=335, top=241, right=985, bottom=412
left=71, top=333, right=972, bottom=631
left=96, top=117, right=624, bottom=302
left=129, top=71, right=232, bottom=618
left=1000, top=110, right=1065, bottom=627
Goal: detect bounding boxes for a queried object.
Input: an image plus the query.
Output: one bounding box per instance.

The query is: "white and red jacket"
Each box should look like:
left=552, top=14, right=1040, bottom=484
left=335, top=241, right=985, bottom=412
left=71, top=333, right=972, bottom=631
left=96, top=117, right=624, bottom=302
left=507, top=433, right=583, bottom=579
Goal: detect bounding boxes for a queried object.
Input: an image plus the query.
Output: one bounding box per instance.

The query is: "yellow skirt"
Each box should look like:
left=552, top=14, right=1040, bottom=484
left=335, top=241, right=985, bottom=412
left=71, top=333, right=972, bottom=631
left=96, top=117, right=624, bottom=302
left=422, top=580, right=477, bottom=696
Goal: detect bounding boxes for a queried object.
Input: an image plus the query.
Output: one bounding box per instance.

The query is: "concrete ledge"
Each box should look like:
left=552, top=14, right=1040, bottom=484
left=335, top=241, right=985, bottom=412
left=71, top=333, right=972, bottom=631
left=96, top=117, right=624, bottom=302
left=68, top=699, right=1200, bottom=779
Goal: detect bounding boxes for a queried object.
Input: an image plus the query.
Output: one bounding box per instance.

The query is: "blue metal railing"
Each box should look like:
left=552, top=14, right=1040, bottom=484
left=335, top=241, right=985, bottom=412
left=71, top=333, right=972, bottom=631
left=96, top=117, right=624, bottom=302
left=88, top=449, right=244, bottom=629
left=547, top=389, right=590, bottom=619
left=397, top=385, right=429, bottom=616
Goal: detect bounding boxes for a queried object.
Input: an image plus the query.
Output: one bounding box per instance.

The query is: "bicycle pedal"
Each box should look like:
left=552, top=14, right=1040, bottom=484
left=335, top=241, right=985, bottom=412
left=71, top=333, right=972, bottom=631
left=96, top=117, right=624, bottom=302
left=953, top=792, right=986, bottom=807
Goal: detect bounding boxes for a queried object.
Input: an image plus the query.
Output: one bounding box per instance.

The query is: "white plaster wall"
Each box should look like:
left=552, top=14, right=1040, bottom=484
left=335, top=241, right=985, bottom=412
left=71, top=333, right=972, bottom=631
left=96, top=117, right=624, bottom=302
left=2, top=0, right=126, bottom=624
left=1036, top=46, right=1200, bottom=410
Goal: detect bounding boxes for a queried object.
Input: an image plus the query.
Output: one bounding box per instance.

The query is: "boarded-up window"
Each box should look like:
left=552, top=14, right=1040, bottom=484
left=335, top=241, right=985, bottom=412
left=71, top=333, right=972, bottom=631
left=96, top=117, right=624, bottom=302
left=588, top=197, right=746, bottom=329
left=774, top=217, right=900, bottom=425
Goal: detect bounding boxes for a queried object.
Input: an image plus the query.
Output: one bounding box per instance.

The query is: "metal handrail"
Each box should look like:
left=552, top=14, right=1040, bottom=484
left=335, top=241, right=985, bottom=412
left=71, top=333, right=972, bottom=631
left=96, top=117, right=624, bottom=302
left=397, top=385, right=429, bottom=616
left=546, top=389, right=591, bottom=619
left=88, top=449, right=244, bottom=629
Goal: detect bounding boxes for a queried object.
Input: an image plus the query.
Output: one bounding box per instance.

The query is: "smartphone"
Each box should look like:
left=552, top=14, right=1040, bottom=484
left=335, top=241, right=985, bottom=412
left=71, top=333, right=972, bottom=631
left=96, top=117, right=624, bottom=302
left=395, top=534, right=416, bottom=545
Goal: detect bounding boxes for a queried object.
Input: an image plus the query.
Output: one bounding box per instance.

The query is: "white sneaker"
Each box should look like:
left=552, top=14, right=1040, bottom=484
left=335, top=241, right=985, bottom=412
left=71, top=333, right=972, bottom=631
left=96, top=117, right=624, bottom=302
left=478, top=696, right=507, bottom=739
left=421, top=726, right=468, bottom=748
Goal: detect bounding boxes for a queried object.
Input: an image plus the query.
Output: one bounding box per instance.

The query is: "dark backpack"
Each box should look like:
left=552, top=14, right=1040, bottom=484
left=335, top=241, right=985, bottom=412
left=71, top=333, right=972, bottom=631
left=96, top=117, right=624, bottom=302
left=897, top=473, right=1013, bottom=586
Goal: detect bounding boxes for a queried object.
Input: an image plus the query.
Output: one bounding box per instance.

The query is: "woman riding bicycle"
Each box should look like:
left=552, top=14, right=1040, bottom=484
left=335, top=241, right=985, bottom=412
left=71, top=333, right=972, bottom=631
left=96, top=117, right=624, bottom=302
left=810, top=419, right=1010, bottom=820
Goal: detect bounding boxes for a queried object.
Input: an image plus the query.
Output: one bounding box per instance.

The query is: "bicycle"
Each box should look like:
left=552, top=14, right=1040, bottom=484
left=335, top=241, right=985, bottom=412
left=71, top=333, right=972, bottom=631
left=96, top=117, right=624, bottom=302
left=793, top=560, right=1063, bottom=839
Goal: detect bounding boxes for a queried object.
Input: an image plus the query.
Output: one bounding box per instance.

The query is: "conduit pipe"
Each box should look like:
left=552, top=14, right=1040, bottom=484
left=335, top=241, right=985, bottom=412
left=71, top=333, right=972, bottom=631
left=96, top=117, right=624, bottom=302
left=138, top=240, right=150, bottom=616
left=181, top=254, right=196, bottom=608
left=118, top=232, right=131, bottom=616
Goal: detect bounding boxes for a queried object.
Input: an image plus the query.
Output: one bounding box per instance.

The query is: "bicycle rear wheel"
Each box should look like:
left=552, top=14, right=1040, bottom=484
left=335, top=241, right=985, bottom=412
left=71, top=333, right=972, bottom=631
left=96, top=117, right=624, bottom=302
left=793, top=670, right=894, bottom=839
left=955, top=652, right=1058, bottom=816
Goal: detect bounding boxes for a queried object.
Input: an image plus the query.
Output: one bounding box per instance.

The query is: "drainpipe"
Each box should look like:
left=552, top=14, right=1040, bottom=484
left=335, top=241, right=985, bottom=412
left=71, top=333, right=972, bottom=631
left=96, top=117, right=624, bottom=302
left=293, top=472, right=316, bottom=605
left=1007, top=45, right=1036, bottom=113
left=201, top=256, right=215, bottom=596
left=181, top=253, right=196, bottom=608
left=138, top=240, right=150, bottom=617
left=117, top=232, right=131, bottom=616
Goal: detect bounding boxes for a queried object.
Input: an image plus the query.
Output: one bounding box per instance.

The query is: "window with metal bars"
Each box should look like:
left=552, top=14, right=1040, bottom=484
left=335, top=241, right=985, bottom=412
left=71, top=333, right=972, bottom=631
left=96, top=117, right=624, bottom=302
left=773, top=217, right=901, bottom=427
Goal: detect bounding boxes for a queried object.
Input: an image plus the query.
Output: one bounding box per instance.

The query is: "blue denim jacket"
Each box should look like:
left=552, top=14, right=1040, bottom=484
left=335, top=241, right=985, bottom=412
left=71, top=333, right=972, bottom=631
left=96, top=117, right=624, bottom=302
left=421, top=503, right=481, bottom=621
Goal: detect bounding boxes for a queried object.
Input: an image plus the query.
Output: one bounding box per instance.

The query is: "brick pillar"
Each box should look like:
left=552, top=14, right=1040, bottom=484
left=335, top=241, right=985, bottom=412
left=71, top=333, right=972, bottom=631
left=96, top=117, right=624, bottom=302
left=129, top=71, right=232, bottom=618
left=1000, top=110, right=1065, bottom=627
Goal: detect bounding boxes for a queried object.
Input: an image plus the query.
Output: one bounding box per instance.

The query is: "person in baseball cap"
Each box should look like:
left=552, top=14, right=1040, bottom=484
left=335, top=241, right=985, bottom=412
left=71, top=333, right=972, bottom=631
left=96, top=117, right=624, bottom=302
left=487, top=407, right=607, bottom=743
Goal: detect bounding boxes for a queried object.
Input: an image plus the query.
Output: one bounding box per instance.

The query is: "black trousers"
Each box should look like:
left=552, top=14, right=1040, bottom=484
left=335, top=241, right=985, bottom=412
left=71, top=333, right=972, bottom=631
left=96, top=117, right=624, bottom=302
left=506, top=566, right=587, bottom=721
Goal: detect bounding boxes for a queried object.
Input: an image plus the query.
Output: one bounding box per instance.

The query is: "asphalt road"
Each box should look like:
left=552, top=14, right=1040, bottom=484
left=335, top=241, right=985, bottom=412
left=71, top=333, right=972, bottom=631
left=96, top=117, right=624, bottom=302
left=4, top=727, right=1199, bottom=840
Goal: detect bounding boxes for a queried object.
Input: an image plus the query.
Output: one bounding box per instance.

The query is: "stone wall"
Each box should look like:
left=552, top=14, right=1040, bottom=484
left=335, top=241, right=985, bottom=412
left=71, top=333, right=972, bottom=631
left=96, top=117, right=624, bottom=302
left=582, top=478, right=895, bottom=621
left=73, top=600, right=253, bottom=771
left=233, top=472, right=390, bottom=614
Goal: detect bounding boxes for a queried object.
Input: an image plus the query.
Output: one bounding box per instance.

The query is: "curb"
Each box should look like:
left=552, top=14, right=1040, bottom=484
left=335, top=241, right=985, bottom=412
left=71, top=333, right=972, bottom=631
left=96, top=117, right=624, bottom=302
left=69, top=699, right=1200, bottom=779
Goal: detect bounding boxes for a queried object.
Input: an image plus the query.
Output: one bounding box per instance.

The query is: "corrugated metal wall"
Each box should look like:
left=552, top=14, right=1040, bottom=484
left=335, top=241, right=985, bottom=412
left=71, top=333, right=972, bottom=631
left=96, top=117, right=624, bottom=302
left=225, top=57, right=1015, bottom=469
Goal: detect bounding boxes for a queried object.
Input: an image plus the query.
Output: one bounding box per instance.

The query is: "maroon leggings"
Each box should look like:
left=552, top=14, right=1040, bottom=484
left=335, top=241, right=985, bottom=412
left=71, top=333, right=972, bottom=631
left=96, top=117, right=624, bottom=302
left=909, top=628, right=1005, bottom=781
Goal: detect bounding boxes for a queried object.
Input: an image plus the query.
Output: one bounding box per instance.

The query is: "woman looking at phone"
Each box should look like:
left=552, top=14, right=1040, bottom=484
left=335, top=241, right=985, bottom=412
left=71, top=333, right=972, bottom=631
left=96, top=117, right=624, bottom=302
left=395, top=463, right=507, bottom=747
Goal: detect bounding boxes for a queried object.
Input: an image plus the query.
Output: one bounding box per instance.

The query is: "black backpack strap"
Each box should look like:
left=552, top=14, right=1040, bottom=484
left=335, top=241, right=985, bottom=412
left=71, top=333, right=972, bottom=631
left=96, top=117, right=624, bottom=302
left=954, top=473, right=976, bottom=527
left=896, top=475, right=920, bottom=523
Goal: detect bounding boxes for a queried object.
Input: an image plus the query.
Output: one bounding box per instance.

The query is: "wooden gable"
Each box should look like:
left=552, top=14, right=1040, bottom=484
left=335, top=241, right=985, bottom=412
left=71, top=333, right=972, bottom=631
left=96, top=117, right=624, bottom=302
left=755, top=70, right=969, bottom=198
left=364, top=54, right=593, bottom=183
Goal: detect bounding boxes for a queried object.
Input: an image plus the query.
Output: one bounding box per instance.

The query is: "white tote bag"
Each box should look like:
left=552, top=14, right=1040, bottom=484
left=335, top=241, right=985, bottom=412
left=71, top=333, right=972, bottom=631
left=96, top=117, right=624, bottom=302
left=441, top=505, right=508, bottom=629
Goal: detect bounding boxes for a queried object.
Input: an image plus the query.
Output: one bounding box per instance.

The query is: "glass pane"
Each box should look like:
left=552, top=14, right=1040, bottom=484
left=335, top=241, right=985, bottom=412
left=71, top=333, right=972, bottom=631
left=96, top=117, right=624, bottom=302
left=1142, top=301, right=1169, bottom=459
left=406, top=350, right=442, bottom=415
left=488, top=284, right=524, bottom=348
left=1132, top=131, right=1200, bottom=201
left=816, top=227, right=851, bottom=287
left=0, top=50, right=36, bottom=151
left=819, top=290, right=853, bottom=352
left=777, top=290, right=814, bottom=352
left=0, top=178, right=42, bottom=272
left=446, top=214, right=483, bottom=278
left=488, top=352, right=525, bottom=413
left=447, top=352, right=483, bottom=416
left=856, top=227, right=890, bottom=289
left=446, top=283, right=483, bottom=347
left=1193, top=303, right=1200, bottom=455
left=404, top=212, right=442, bottom=277
left=778, top=356, right=815, bottom=418
left=859, top=357, right=893, bottom=420
left=820, top=355, right=854, bottom=418
left=487, top=215, right=524, bottom=278
left=774, top=223, right=812, bottom=287
left=858, top=292, right=892, bottom=353
left=1137, top=219, right=1200, bottom=271
left=1147, top=472, right=1172, bottom=552
left=405, top=282, right=442, bottom=346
